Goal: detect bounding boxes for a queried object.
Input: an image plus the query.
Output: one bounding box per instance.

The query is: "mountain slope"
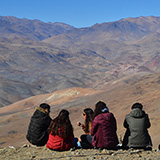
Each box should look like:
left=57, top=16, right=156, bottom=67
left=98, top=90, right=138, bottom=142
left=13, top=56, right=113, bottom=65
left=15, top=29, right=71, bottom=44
left=0, top=16, right=160, bottom=106
left=44, top=16, right=160, bottom=45
left=0, top=16, right=75, bottom=41
left=0, top=73, right=160, bottom=148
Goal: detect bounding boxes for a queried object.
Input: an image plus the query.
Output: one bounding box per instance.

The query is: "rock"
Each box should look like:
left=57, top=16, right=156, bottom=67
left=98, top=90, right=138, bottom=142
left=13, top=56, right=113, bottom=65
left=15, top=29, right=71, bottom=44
left=31, top=155, right=36, bottom=159
left=70, top=147, right=76, bottom=151
left=22, top=144, right=30, bottom=148
left=130, top=150, right=142, bottom=154
left=8, top=146, right=15, bottom=149
left=101, top=149, right=113, bottom=155
left=75, top=151, right=80, bottom=155
left=0, top=146, right=160, bottom=160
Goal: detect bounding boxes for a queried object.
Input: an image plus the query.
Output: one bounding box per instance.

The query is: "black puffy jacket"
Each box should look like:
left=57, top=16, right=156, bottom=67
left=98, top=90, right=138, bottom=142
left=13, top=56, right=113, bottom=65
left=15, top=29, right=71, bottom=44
left=26, top=107, right=52, bottom=146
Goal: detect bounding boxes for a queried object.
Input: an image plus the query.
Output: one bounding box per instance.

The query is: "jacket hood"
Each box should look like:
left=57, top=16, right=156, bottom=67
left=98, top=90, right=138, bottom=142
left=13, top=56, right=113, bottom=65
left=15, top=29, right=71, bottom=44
left=32, top=107, right=49, bottom=119
left=130, top=108, right=145, bottom=118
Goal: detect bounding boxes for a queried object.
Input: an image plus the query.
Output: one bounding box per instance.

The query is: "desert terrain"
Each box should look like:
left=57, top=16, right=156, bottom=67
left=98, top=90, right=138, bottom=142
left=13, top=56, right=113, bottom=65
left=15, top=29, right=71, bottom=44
left=0, top=72, right=160, bottom=150
left=0, top=16, right=160, bottom=160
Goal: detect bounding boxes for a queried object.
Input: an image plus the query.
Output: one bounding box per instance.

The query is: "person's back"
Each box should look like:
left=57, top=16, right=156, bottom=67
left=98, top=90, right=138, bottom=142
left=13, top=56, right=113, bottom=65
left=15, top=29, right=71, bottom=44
left=46, top=125, right=74, bottom=151
left=46, top=109, right=76, bottom=151
left=26, top=103, right=52, bottom=146
left=91, top=101, right=118, bottom=149
left=123, top=103, right=152, bottom=149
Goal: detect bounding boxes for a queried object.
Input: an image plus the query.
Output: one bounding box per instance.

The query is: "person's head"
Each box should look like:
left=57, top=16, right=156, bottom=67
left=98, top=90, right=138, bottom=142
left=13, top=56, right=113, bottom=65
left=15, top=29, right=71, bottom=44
left=40, top=103, right=51, bottom=113
left=83, top=108, right=94, bottom=120
left=49, top=109, right=73, bottom=137
left=131, top=103, right=143, bottom=110
left=83, top=108, right=94, bottom=133
left=57, top=109, right=69, bottom=121
left=94, top=101, right=109, bottom=118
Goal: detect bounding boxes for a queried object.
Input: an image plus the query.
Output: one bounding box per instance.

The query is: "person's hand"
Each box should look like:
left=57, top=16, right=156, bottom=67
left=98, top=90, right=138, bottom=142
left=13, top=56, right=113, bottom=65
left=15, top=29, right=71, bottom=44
left=77, top=121, right=82, bottom=126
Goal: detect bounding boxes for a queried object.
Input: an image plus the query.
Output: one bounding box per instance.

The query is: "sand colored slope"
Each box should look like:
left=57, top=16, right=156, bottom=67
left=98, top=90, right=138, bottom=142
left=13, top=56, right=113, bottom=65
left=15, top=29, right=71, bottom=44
left=0, top=73, right=160, bottom=148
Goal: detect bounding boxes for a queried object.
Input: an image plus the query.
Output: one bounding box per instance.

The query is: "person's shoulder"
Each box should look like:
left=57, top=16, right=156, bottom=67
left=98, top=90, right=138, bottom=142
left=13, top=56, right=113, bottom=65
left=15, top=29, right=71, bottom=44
left=94, top=114, right=102, bottom=121
left=144, top=112, right=149, bottom=118
left=103, top=112, right=114, bottom=117
left=125, top=113, right=131, bottom=119
left=95, top=112, right=109, bottom=120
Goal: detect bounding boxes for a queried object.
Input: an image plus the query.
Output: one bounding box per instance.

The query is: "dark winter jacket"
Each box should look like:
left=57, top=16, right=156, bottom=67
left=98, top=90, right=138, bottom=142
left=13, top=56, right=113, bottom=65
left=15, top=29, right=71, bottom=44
left=26, top=107, right=52, bottom=146
left=91, top=112, right=118, bottom=149
left=123, top=108, right=152, bottom=148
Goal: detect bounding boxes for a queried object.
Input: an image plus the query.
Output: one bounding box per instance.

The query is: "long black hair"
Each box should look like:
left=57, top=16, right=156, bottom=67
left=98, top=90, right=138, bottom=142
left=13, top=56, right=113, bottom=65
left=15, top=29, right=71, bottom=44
left=48, top=109, right=73, bottom=137
left=93, top=101, right=108, bottom=118
left=84, top=108, right=94, bottom=133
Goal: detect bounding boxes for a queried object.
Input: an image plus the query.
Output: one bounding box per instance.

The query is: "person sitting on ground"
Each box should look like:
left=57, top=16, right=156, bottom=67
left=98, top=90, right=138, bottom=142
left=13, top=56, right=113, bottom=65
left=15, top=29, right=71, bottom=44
left=122, top=102, right=152, bottom=150
left=91, top=101, right=119, bottom=149
left=26, top=103, right=52, bottom=146
left=46, top=109, right=77, bottom=151
left=77, top=108, right=94, bottom=148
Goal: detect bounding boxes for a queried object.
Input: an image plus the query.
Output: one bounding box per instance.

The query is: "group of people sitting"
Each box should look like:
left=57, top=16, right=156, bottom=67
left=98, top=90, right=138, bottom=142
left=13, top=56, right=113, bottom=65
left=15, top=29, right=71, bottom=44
left=26, top=101, right=152, bottom=151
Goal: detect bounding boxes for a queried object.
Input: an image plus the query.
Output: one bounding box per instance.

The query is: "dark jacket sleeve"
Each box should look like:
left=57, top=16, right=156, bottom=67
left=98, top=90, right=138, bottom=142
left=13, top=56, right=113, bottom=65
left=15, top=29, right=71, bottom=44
left=112, top=113, right=117, bottom=131
left=145, top=114, right=151, bottom=128
left=123, top=118, right=129, bottom=129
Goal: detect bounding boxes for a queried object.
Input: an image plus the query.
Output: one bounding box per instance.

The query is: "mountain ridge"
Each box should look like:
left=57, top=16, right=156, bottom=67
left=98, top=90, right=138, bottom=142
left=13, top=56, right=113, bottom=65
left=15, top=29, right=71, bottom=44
left=0, top=16, right=75, bottom=41
left=0, top=15, right=160, bottom=107
left=0, top=15, right=160, bottom=148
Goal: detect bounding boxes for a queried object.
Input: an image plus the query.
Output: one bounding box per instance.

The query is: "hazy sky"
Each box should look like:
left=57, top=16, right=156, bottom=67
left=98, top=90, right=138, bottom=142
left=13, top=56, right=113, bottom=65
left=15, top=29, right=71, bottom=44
left=0, top=0, right=160, bottom=28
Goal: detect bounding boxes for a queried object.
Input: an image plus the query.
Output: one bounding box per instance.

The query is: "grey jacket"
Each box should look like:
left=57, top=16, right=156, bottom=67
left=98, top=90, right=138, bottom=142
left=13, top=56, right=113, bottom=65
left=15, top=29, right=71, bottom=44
left=123, top=108, right=152, bottom=148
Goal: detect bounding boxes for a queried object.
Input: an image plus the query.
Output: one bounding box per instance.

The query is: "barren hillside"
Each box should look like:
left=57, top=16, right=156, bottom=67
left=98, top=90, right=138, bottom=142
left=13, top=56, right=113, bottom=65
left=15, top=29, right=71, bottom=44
left=0, top=73, right=160, bottom=149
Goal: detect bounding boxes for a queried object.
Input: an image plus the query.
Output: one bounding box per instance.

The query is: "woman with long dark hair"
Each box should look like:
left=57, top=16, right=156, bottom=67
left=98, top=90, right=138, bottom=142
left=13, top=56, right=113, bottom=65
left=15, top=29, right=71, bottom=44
left=77, top=108, right=94, bottom=148
left=91, top=101, right=119, bottom=149
left=46, top=109, right=77, bottom=151
left=77, top=108, right=94, bottom=134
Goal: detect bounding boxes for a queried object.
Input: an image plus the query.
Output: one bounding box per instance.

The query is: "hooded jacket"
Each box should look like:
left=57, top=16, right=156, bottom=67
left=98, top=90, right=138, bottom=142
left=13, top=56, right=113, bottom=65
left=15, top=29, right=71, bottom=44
left=91, top=112, right=118, bottom=149
left=123, top=108, right=152, bottom=148
left=26, top=107, right=52, bottom=146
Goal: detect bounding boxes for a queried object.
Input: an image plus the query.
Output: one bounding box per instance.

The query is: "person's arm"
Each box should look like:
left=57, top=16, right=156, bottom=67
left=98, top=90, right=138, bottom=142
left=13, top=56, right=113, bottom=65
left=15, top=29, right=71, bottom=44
left=111, top=113, right=117, bottom=131
left=145, top=114, right=151, bottom=128
left=77, top=121, right=85, bottom=131
left=91, top=117, right=99, bottom=136
left=123, top=118, right=128, bottom=129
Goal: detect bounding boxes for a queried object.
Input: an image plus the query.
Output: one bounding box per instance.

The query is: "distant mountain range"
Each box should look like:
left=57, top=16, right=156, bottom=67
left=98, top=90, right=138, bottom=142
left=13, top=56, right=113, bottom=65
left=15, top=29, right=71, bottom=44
left=0, top=15, right=160, bottom=107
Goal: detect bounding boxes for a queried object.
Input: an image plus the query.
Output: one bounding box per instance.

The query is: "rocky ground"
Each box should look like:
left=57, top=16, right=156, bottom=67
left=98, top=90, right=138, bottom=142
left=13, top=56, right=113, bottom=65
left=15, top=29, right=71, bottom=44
left=0, top=145, right=160, bottom=160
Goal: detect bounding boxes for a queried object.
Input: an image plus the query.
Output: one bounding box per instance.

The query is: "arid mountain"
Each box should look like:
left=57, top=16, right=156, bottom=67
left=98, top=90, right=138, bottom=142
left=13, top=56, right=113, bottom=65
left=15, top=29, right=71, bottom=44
left=0, top=15, right=160, bottom=149
left=0, top=16, right=75, bottom=41
left=0, top=78, right=48, bottom=107
left=0, top=39, right=113, bottom=107
left=0, top=73, right=160, bottom=148
left=0, top=15, right=160, bottom=107
left=44, top=16, right=160, bottom=44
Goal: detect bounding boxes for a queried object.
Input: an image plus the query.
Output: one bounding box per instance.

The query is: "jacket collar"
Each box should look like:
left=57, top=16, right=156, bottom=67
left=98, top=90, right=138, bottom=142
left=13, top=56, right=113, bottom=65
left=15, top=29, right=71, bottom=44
left=36, top=107, right=48, bottom=114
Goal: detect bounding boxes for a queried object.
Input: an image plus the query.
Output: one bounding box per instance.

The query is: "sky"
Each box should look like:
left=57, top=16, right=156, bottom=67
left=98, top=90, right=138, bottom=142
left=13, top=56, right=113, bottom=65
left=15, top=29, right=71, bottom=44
left=0, top=0, right=160, bottom=28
